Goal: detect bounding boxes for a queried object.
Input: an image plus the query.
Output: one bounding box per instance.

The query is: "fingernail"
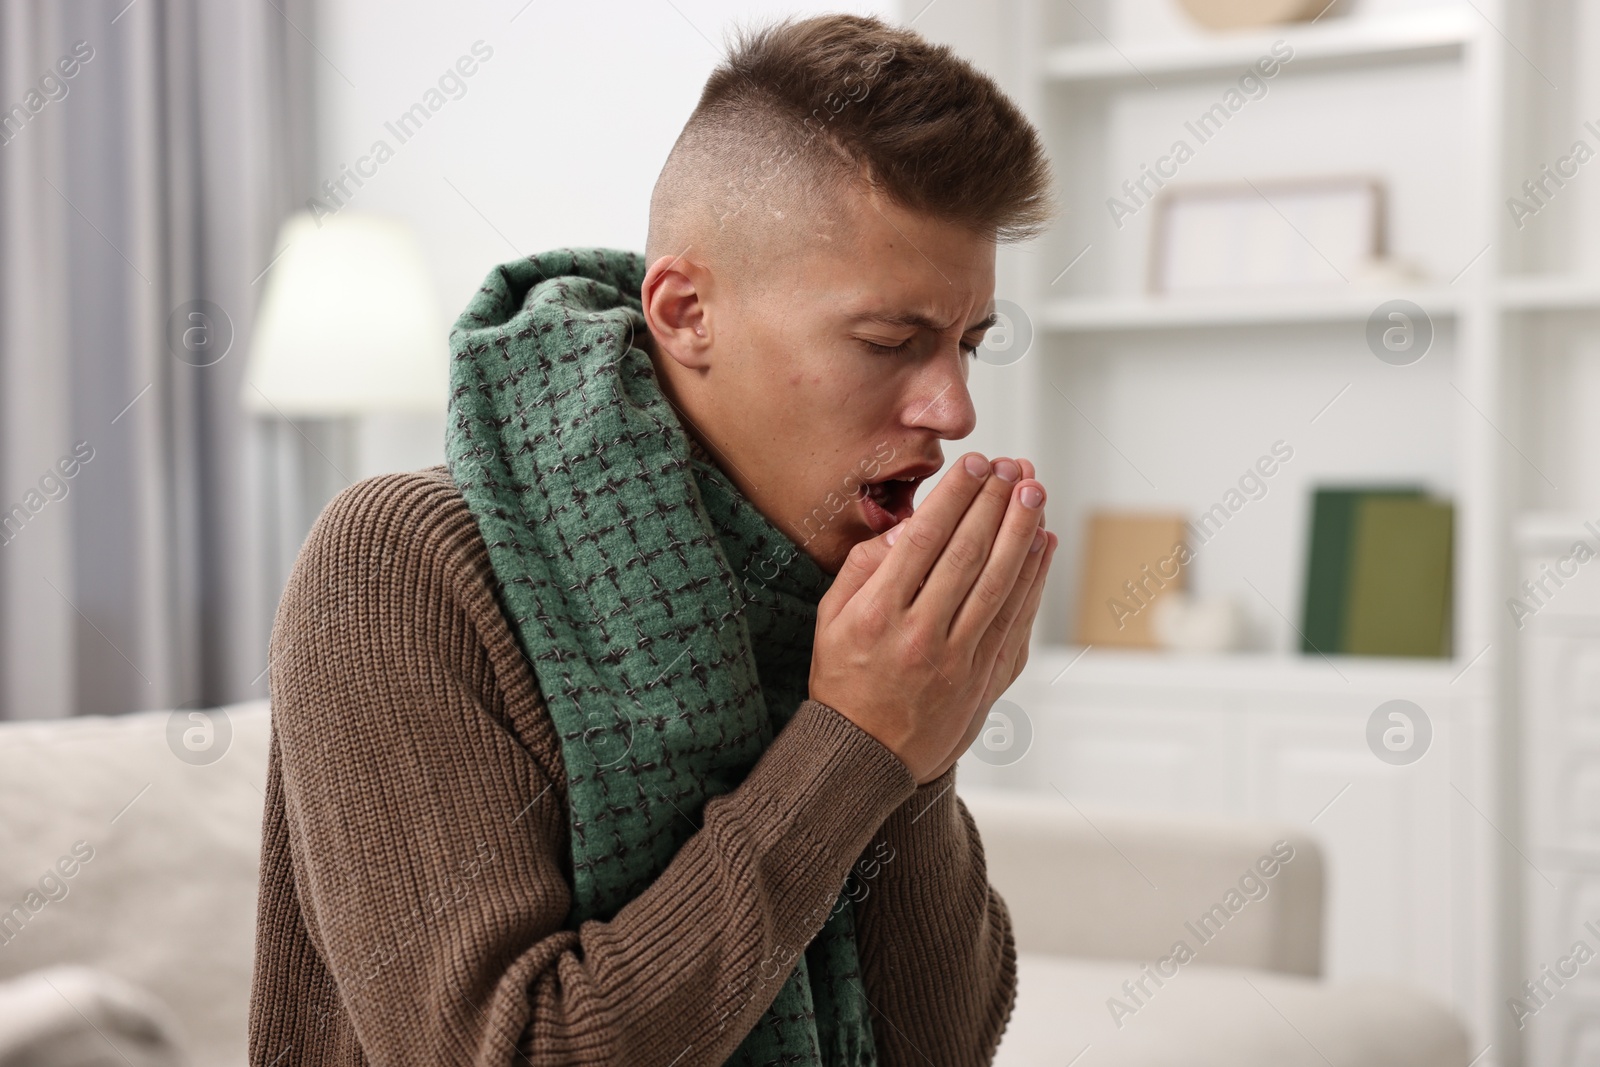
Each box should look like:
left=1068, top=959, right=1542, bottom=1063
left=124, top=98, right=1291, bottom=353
left=993, top=459, right=1020, bottom=483
left=885, top=522, right=903, bottom=546
left=1020, top=485, right=1043, bottom=509
left=963, top=454, right=989, bottom=477
left=1030, top=527, right=1046, bottom=553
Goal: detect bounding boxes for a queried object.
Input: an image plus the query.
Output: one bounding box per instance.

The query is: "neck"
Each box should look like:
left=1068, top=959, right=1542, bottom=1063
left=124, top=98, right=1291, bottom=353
left=637, top=326, right=719, bottom=468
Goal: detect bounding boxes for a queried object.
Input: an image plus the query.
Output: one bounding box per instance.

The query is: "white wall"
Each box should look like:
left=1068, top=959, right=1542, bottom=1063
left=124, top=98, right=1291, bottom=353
left=316, top=0, right=899, bottom=474
left=906, top=0, right=1038, bottom=475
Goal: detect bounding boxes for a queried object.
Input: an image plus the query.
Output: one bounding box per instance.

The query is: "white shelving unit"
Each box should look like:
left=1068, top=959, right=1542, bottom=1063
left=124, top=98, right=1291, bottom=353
left=1042, top=6, right=1475, bottom=83
left=1500, top=276, right=1600, bottom=312
left=935, top=0, right=1555, bottom=1062
left=1040, top=286, right=1463, bottom=331
left=1515, top=515, right=1600, bottom=1067
left=1032, top=644, right=1466, bottom=693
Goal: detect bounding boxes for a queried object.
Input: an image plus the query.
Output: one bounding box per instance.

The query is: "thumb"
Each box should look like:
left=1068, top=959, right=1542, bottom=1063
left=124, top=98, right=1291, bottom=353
left=817, top=522, right=902, bottom=628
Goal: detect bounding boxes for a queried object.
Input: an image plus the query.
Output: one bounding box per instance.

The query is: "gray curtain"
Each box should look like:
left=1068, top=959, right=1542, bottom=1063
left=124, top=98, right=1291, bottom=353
left=0, top=0, right=315, bottom=719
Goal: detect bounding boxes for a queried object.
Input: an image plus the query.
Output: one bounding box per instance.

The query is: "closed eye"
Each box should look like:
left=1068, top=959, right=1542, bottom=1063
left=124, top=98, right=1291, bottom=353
left=963, top=314, right=999, bottom=358
left=860, top=337, right=916, bottom=356
left=860, top=325, right=990, bottom=358
left=960, top=330, right=992, bottom=358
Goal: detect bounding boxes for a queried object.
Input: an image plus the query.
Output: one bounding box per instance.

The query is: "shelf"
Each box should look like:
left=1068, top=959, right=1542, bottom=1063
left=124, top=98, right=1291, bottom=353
left=1043, top=9, right=1476, bottom=87
left=1024, top=644, right=1468, bottom=694
left=1036, top=276, right=1600, bottom=332
left=1040, top=287, right=1460, bottom=333
left=1499, top=275, right=1600, bottom=311
left=1515, top=510, right=1600, bottom=551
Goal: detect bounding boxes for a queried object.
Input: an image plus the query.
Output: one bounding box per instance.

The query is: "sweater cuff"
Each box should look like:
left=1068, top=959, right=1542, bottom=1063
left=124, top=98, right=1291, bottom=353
left=739, top=698, right=918, bottom=851
left=718, top=699, right=917, bottom=925
left=878, top=762, right=961, bottom=860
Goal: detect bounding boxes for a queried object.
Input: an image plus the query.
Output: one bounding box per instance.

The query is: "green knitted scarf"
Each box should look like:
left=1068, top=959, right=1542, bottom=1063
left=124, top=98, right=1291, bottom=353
left=444, top=249, right=878, bottom=1066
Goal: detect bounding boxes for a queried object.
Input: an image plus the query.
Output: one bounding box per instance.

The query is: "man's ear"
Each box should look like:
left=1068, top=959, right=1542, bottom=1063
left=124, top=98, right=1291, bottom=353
left=641, top=252, right=713, bottom=369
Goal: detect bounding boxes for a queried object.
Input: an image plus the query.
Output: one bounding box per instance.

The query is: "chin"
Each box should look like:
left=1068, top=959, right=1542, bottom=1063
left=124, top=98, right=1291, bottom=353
left=798, top=529, right=857, bottom=578
left=816, top=539, right=852, bottom=577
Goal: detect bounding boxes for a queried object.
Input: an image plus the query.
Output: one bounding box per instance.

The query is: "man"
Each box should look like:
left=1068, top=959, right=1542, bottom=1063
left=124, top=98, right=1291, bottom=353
left=250, top=13, right=1057, bottom=1067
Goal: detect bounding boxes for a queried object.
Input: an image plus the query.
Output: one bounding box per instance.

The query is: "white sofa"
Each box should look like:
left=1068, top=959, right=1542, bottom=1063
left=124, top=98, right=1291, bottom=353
left=0, top=702, right=1470, bottom=1066
left=0, top=701, right=270, bottom=1066
left=962, top=788, right=1471, bottom=1066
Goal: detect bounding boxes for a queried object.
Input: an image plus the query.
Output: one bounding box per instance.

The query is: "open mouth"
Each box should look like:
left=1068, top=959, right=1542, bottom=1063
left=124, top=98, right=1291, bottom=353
left=857, top=466, right=937, bottom=534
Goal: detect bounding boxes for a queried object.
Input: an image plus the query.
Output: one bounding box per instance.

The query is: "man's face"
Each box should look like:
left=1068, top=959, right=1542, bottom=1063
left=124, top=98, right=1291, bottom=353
left=648, top=183, right=995, bottom=577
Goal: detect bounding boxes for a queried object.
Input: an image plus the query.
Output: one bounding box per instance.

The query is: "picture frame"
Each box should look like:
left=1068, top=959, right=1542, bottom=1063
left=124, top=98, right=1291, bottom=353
left=1149, top=176, right=1387, bottom=294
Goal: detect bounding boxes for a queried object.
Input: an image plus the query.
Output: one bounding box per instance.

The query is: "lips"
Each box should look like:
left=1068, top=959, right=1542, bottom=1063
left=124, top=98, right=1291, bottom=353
left=855, top=459, right=941, bottom=535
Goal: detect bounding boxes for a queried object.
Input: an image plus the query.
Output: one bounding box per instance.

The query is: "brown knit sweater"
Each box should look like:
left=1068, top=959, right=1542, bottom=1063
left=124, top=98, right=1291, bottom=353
left=247, top=465, right=1017, bottom=1066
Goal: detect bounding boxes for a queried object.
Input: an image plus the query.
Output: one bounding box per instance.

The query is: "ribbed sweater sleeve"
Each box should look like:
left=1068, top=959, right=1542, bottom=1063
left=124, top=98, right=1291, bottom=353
left=247, top=466, right=1017, bottom=1067
left=853, top=769, right=1019, bottom=1065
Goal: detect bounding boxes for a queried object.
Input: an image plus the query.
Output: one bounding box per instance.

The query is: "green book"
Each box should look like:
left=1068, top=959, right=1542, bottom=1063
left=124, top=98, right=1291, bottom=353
left=1301, top=487, right=1422, bottom=655
left=1344, top=496, right=1454, bottom=658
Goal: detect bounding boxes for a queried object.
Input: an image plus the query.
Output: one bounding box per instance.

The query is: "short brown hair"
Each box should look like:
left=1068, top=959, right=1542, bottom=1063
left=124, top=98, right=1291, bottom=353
left=648, top=14, right=1053, bottom=257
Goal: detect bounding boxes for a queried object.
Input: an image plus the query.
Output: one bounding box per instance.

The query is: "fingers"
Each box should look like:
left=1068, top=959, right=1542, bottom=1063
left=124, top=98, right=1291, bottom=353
left=943, top=470, right=1046, bottom=646
left=987, top=525, right=1051, bottom=644
left=1017, top=459, right=1042, bottom=528
left=917, top=458, right=1036, bottom=625
left=929, top=532, right=1056, bottom=782
left=817, top=525, right=897, bottom=629
left=986, top=530, right=1056, bottom=680
left=872, top=452, right=993, bottom=606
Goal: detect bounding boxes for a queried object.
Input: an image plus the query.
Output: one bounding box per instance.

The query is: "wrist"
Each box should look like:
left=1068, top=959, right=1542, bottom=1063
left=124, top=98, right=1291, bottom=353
left=803, top=694, right=918, bottom=783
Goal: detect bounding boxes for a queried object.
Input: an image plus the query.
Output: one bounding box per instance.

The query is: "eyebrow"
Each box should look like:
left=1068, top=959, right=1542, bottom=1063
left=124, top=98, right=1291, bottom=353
left=861, top=311, right=998, bottom=334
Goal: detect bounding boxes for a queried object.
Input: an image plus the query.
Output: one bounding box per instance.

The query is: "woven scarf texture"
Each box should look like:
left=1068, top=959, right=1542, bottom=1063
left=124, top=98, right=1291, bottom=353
left=444, top=248, right=878, bottom=1066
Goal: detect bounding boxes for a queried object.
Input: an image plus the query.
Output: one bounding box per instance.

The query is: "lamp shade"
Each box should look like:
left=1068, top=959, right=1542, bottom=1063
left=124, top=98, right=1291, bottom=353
left=242, top=212, right=447, bottom=415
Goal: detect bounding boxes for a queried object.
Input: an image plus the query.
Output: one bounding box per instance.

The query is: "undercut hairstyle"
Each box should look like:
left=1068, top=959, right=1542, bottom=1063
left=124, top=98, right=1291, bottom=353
left=647, top=14, right=1054, bottom=263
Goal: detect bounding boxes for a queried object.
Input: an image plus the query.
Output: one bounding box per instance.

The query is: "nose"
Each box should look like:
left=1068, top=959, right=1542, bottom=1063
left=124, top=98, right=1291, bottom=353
left=907, top=351, right=977, bottom=440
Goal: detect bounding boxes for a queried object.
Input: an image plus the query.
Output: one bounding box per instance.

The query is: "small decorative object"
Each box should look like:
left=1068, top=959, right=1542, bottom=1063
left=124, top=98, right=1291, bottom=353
left=1151, top=593, right=1245, bottom=653
left=1176, top=0, right=1328, bottom=31
left=1074, top=512, right=1190, bottom=648
left=1150, top=177, right=1385, bottom=294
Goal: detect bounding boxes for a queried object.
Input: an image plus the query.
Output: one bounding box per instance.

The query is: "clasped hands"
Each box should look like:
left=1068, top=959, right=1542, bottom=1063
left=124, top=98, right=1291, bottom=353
left=810, top=454, right=1056, bottom=784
